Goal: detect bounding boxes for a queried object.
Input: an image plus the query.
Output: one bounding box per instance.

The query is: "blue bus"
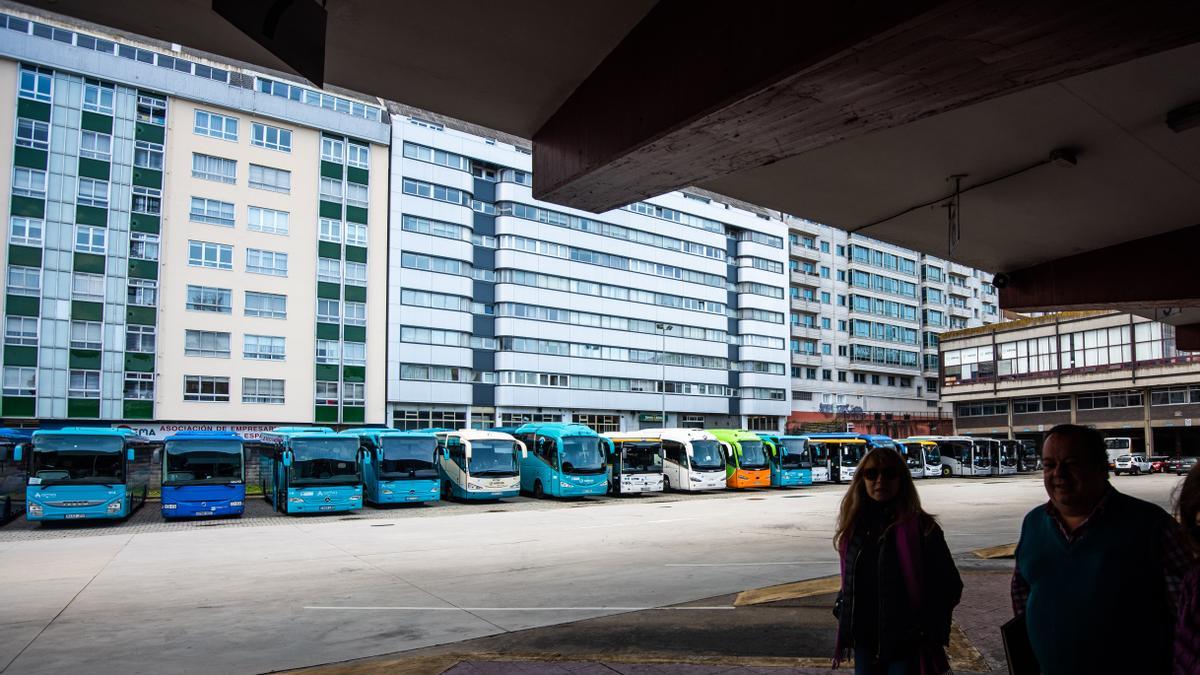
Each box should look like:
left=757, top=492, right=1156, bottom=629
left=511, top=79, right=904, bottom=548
left=437, top=429, right=526, bottom=500
left=512, top=423, right=610, bottom=498
left=760, top=434, right=813, bottom=487
left=342, top=428, right=443, bottom=504
left=156, top=431, right=246, bottom=518
left=16, top=428, right=152, bottom=521
left=0, top=428, right=31, bottom=523
left=260, top=427, right=363, bottom=514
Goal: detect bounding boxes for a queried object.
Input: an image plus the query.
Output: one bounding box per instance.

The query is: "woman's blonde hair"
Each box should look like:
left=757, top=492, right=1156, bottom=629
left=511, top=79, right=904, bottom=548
left=833, top=445, right=928, bottom=551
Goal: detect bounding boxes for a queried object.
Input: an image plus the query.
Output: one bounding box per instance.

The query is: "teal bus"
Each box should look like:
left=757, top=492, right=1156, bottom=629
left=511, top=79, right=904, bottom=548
left=512, top=423, right=610, bottom=498
left=760, top=433, right=813, bottom=487
left=259, top=427, right=363, bottom=514
left=342, top=428, right=444, bottom=504
left=16, top=428, right=153, bottom=521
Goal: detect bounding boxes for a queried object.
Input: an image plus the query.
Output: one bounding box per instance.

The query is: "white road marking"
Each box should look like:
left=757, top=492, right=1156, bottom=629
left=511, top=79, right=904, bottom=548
left=663, top=561, right=833, bottom=567
left=578, top=517, right=693, bottom=529
left=304, top=605, right=735, bottom=611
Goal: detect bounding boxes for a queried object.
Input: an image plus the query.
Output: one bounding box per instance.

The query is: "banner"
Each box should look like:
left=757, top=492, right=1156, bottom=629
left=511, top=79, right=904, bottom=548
left=110, top=422, right=277, bottom=440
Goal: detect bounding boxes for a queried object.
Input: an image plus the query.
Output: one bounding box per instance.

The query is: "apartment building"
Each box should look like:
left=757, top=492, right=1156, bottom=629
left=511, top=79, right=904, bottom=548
left=387, top=106, right=791, bottom=432
left=0, top=8, right=389, bottom=429
left=785, top=218, right=998, bottom=430
left=939, top=312, right=1200, bottom=455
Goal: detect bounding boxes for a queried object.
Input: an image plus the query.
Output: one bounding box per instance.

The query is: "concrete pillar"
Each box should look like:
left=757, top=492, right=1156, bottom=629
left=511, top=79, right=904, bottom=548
left=1006, top=399, right=1015, bottom=440
left=1143, top=387, right=1153, bottom=455
left=1070, top=393, right=1078, bottom=425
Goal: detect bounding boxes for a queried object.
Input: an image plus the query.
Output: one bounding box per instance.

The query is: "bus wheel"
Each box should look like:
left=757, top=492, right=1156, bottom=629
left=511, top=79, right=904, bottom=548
left=663, top=476, right=672, bottom=492
left=534, top=480, right=545, bottom=499
left=941, top=466, right=952, bottom=477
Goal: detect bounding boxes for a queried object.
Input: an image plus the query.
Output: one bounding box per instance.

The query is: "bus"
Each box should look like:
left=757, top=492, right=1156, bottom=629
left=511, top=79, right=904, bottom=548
left=762, top=434, right=813, bottom=488
left=991, top=438, right=1018, bottom=476
left=342, top=428, right=443, bottom=504
left=601, top=433, right=665, bottom=494
left=910, top=435, right=990, bottom=476
left=259, top=427, right=363, bottom=514
left=436, top=429, right=526, bottom=500
left=802, top=435, right=869, bottom=483
left=513, top=423, right=610, bottom=498
left=897, top=438, right=943, bottom=478
left=0, top=428, right=31, bottom=524
left=708, top=429, right=771, bottom=488
left=156, top=431, right=246, bottom=518
left=637, top=428, right=727, bottom=491
left=16, top=428, right=153, bottom=521
left=1104, top=437, right=1136, bottom=468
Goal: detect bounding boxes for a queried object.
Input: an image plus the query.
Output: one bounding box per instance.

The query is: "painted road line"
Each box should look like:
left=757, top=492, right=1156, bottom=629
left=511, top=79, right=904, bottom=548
left=664, top=561, right=833, bottom=567
left=578, top=517, right=693, bottom=529
left=304, top=606, right=736, bottom=611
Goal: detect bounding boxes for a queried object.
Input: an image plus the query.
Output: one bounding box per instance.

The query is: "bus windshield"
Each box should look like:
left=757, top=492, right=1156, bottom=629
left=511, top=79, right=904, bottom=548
left=164, top=439, right=242, bottom=485
left=737, top=440, right=768, bottom=469
left=838, top=443, right=865, bottom=467
left=379, top=437, right=438, bottom=479
left=468, top=440, right=519, bottom=476
left=1104, top=438, right=1130, bottom=451
left=619, top=443, right=662, bottom=474
left=290, top=438, right=360, bottom=485
left=901, top=444, right=924, bottom=469
left=30, top=435, right=125, bottom=485
left=688, top=440, right=725, bottom=470
left=971, top=442, right=993, bottom=467
left=925, top=445, right=941, bottom=464
left=780, top=439, right=811, bottom=468
left=560, top=436, right=605, bottom=474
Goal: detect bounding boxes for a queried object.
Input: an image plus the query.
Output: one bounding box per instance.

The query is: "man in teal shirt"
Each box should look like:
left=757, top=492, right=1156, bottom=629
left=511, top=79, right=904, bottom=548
left=1011, top=424, right=1189, bottom=674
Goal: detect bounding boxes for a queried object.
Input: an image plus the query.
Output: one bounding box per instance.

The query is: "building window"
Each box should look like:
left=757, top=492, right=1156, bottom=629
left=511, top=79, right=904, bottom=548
left=247, top=206, right=289, bottom=235
left=316, top=298, right=340, bottom=323
left=16, top=118, right=49, bottom=151
left=5, top=316, right=38, bottom=346
left=248, top=164, right=291, bottom=193
left=1150, top=385, right=1200, bottom=406
left=126, top=324, right=155, bottom=353
left=347, top=142, right=369, bottom=169
left=342, top=382, right=365, bottom=406
left=343, top=301, right=366, bottom=326
left=127, top=278, right=157, bottom=306
left=344, top=261, right=367, bottom=286
left=245, top=291, right=286, bottom=319
left=18, top=65, right=52, bottom=102
left=244, top=334, right=285, bottom=360
left=250, top=122, right=292, bottom=152
left=193, top=109, right=238, bottom=141
left=1077, top=390, right=1143, bottom=410
left=184, top=375, right=230, bottom=402
left=243, top=378, right=285, bottom=404
left=76, top=177, right=109, bottom=208
left=191, top=153, right=236, bottom=183
left=124, top=372, right=154, bottom=400
left=956, top=402, right=1008, bottom=417
left=321, top=137, right=344, bottom=162
left=79, top=130, right=112, bottom=161
left=343, top=342, right=365, bottom=366
left=345, top=222, right=368, bottom=247
left=131, top=186, right=161, bottom=215
left=317, top=258, right=341, bottom=284
left=315, top=339, right=340, bottom=364
left=68, top=370, right=101, bottom=399
left=315, top=381, right=339, bottom=406
left=345, top=182, right=368, bottom=208
left=185, top=330, right=230, bottom=358
left=13, top=167, right=47, bottom=199
left=10, top=216, right=44, bottom=247
left=130, top=232, right=159, bottom=261
left=188, top=240, right=233, bottom=269
left=70, top=272, right=103, bottom=300
left=246, top=249, right=288, bottom=276
left=189, top=197, right=235, bottom=227
left=186, top=285, right=231, bottom=313
left=69, top=320, right=103, bottom=350
left=136, top=94, right=167, bottom=125
left=3, top=366, right=36, bottom=396
left=318, top=218, right=342, bottom=243
left=319, top=177, right=344, bottom=201
left=133, top=140, right=164, bottom=170
left=74, top=224, right=106, bottom=254
left=6, top=264, right=39, bottom=295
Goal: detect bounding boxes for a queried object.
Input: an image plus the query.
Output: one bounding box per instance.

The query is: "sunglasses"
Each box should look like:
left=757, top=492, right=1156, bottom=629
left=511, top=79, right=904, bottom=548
left=860, top=467, right=899, bottom=481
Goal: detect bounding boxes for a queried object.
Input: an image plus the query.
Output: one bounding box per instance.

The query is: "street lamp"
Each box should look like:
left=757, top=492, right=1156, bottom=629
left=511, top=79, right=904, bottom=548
left=655, top=322, right=673, bottom=427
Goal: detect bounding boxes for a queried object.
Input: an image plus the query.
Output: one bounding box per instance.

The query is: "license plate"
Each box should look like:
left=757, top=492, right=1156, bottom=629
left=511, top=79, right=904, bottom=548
left=319, top=505, right=334, bottom=511
left=195, top=511, right=213, bottom=516
left=65, top=513, right=85, bottom=519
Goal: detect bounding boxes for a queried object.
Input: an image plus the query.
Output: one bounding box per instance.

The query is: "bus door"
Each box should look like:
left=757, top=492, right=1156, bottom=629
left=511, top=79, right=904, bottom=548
left=661, top=439, right=685, bottom=490
left=808, top=442, right=831, bottom=483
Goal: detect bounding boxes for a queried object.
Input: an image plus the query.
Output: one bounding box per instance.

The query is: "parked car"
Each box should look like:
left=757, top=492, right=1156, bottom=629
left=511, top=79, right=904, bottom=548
left=1177, top=456, right=1198, bottom=476
left=1113, top=454, right=1151, bottom=475
left=1149, top=455, right=1170, bottom=473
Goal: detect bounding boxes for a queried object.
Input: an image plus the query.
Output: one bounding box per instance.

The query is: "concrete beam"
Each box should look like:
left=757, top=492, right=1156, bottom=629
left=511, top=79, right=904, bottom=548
left=533, top=0, right=1200, bottom=213
left=999, top=223, right=1200, bottom=312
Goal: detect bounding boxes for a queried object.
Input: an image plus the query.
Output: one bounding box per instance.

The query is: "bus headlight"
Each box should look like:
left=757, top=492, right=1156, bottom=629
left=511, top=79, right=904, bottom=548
left=289, top=497, right=305, bottom=503
left=229, top=501, right=243, bottom=507
left=107, top=501, right=122, bottom=512
left=162, top=503, right=177, bottom=509
left=381, top=489, right=394, bottom=495
left=27, top=503, right=42, bottom=515
left=466, top=481, right=481, bottom=489
left=349, top=495, right=361, bottom=501
left=559, top=481, right=572, bottom=488
left=690, top=476, right=702, bottom=482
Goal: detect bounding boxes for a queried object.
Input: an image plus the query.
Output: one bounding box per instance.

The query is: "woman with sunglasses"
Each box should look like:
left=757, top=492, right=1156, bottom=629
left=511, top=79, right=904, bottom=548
left=832, top=446, right=962, bottom=674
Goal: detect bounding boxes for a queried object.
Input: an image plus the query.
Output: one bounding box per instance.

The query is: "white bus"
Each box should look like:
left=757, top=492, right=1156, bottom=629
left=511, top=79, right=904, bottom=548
left=436, top=429, right=527, bottom=500
left=601, top=432, right=666, bottom=494
left=988, top=438, right=1018, bottom=476
left=897, top=439, right=943, bottom=478
left=909, top=435, right=991, bottom=477
left=637, top=428, right=727, bottom=492
left=803, top=435, right=868, bottom=483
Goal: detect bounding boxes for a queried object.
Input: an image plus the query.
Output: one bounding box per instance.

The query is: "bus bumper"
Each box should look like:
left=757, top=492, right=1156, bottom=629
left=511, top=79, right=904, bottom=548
left=773, top=470, right=812, bottom=487
left=373, top=480, right=440, bottom=503
left=284, top=487, right=363, bottom=513
left=161, top=485, right=245, bottom=518
left=26, top=487, right=127, bottom=521
left=453, top=485, right=520, bottom=500
left=162, top=501, right=244, bottom=518
left=727, top=470, right=771, bottom=488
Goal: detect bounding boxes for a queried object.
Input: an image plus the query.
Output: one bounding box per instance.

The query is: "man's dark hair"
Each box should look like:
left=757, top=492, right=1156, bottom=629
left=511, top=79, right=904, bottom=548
left=1044, top=424, right=1108, bottom=467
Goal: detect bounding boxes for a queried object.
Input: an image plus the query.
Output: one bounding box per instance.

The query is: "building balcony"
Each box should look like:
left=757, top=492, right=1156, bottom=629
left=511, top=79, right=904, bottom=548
left=791, top=270, right=821, bottom=286
left=790, top=297, right=823, bottom=313
left=790, top=324, right=820, bottom=339
left=791, top=352, right=823, bottom=366
left=790, top=243, right=822, bottom=261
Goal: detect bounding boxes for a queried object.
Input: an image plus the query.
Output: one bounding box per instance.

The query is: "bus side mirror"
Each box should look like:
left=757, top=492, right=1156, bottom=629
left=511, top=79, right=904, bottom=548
left=282, top=451, right=293, bottom=468
left=152, top=448, right=161, bottom=464
left=127, top=448, right=136, bottom=461
left=13, top=444, right=23, bottom=461
left=517, top=441, right=528, bottom=459
left=442, top=448, right=449, bottom=460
